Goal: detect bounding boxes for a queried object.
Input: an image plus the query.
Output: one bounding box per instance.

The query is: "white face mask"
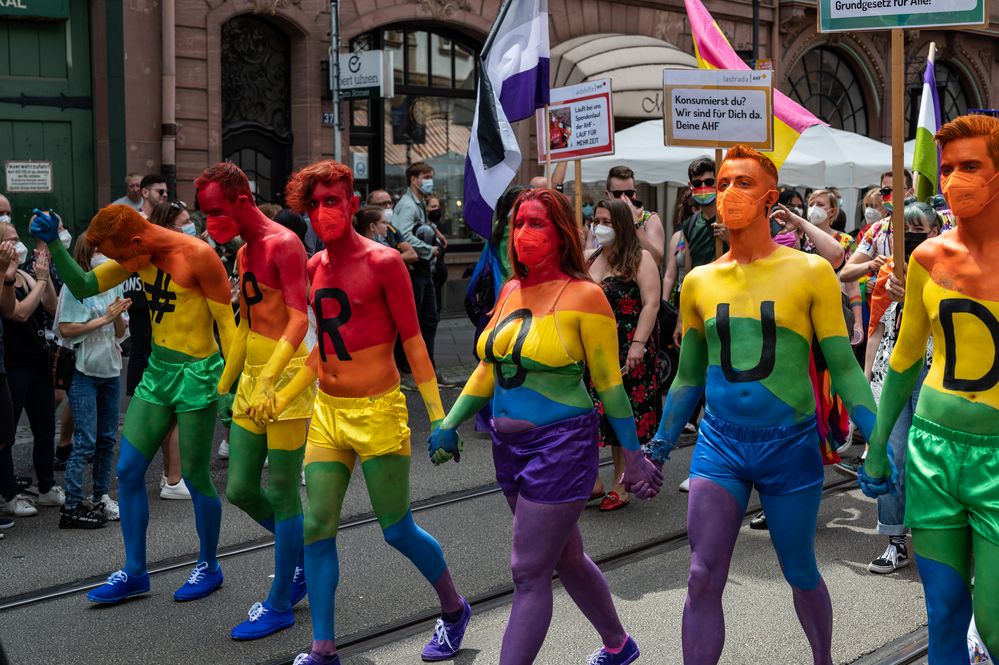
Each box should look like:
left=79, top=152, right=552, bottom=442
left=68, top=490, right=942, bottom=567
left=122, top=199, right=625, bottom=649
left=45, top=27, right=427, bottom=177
left=382, top=208, right=393, bottom=223
left=807, top=205, right=828, bottom=224
left=0, top=214, right=10, bottom=225
left=180, top=223, right=197, bottom=237
left=593, top=224, right=616, bottom=247
left=864, top=207, right=882, bottom=225
left=91, top=253, right=110, bottom=268
left=420, top=178, right=434, bottom=195
left=59, top=229, right=72, bottom=249
left=790, top=206, right=803, bottom=217
left=14, top=241, right=28, bottom=265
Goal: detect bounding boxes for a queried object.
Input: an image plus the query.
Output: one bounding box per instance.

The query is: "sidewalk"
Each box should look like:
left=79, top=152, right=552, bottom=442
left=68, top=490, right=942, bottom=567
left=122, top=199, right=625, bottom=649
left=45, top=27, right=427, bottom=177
left=435, top=316, right=478, bottom=379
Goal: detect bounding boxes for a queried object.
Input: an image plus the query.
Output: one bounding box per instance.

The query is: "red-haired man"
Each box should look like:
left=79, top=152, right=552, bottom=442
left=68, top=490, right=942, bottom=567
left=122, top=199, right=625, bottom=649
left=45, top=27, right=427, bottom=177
left=30, top=204, right=236, bottom=604
left=196, top=162, right=313, bottom=639
left=260, top=160, right=470, bottom=664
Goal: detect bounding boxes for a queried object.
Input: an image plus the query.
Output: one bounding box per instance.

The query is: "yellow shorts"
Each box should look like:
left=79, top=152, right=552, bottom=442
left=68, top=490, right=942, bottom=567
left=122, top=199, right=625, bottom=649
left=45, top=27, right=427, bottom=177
left=307, top=386, right=410, bottom=458
left=234, top=355, right=316, bottom=422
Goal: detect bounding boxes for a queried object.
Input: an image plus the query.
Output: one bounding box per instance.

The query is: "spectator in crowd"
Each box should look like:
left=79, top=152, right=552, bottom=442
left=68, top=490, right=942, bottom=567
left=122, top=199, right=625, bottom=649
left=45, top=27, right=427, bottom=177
left=258, top=203, right=282, bottom=220
left=354, top=204, right=418, bottom=263
left=0, top=213, right=62, bottom=516
left=0, top=239, right=18, bottom=533
left=57, top=238, right=130, bottom=529
left=274, top=209, right=308, bottom=248
left=839, top=169, right=913, bottom=283
left=142, top=202, right=193, bottom=499
left=139, top=174, right=169, bottom=219
left=111, top=173, right=144, bottom=211
left=423, top=195, right=449, bottom=321
left=586, top=199, right=661, bottom=511
left=864, top=201, right=941, bottom=575
left=393, top=162, right=441, bottom=371
left=604, top=165, right=665, bottom=265
left=678, top=158, right=727, bottom=270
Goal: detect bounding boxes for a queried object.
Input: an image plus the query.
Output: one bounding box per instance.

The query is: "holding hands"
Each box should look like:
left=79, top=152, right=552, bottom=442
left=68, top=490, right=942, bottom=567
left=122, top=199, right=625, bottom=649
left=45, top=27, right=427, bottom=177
left=428, top=425, right=464, bottom=465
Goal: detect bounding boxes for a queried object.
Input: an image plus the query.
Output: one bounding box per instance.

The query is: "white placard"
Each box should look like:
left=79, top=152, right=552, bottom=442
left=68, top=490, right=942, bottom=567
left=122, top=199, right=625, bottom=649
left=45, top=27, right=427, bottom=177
left=339, top=51, right=393, bottom=99
left=536, top=79, right=615, bottom=163
left=4, top=161, right=52, bottom=193
left=662, top=69, right=774, bottom=151
left=820, top=0, right=986, bottom=31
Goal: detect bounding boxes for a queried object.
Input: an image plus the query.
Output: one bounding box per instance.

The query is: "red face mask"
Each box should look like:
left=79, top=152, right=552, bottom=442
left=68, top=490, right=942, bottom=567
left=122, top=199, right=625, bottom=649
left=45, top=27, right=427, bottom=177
left=313, top=206, right=350, bottom=243
left=206, top=214, right=239, bottom=244
left=514, top=226, right=557, bottom=268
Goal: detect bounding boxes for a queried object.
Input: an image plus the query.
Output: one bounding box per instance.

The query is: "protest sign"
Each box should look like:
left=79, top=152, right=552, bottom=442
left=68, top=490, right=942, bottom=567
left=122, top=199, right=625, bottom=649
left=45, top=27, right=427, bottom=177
left=662, top=69, right=774, bottom=151
left=819, top=0, right=987, bottom=32
left=536, top=79, right=615, bottom=163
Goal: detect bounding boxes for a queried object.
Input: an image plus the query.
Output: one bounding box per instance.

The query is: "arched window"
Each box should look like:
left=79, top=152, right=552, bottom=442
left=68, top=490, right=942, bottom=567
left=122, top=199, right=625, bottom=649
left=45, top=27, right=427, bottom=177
left=936, top=61, right=974, bottom=123
left=347, top=27, right=481, bottom=239
left=787, top=47, right=868, bottom=135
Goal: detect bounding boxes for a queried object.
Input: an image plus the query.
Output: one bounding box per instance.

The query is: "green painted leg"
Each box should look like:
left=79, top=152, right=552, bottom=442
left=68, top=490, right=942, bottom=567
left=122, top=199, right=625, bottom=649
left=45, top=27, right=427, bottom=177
left=303, top=460, right=352, bottom=545
left=972, top=530, right=999, bottom=655
left=225, top=422, right=272, bottom=524
left=176, top=406, right=223, bottom=567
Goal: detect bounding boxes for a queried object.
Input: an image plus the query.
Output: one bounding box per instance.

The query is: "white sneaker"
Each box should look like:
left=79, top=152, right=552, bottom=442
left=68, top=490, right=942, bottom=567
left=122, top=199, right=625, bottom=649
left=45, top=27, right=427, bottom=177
left=35, top=485, right=65, bottom=507
left=679, top=477, right=691, bottom=493
left=95, top=494, right=120, bottom=521
left=1, top=494, right=38, bottom=517
left=218, top=439, right=229, bottom=459
left=160, top=480, right=191, bottom=500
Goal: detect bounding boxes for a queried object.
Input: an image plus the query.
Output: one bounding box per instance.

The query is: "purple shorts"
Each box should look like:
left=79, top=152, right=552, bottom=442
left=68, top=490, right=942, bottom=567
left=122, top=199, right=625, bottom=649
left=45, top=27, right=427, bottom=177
left=490, top=410, right=600, bottom=504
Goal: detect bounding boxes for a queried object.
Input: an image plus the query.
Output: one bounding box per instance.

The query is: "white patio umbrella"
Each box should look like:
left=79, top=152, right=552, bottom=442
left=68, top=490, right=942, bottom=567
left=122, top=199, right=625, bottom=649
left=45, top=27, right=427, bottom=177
left=565, top=120, right=897, bottom=189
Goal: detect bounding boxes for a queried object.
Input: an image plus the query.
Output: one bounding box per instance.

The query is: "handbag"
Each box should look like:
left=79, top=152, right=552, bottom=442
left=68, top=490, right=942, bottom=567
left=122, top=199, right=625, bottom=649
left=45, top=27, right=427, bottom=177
left=48, top=340, right=76, bottom=391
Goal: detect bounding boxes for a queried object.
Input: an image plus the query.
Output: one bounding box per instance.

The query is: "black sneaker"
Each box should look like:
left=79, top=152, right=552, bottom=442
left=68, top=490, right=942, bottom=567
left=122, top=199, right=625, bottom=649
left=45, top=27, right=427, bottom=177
left=0, top=516, right=13, bottom=530
left=833, top=458, right=861, bottom=478
left=749, top=511, right=768, bottom=530
left=59, top=505, right=106, bottom=530
left=868, top=540, right=910, bottom=574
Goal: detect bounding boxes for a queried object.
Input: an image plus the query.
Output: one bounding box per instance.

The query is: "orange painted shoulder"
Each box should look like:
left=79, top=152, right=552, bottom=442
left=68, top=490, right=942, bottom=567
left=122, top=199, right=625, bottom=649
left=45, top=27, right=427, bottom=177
left=912, top=231, right=999, bottom=300
left=556, top=278, right=613, bottom=316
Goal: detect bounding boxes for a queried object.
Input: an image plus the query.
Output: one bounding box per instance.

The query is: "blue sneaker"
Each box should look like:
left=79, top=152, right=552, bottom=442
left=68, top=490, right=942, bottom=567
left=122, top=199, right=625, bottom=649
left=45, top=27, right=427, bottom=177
left=290, top=565, right=308, bottom=606
left=586, top=636, right=640, bottom=664
left=293, top=653, right=340, bottom=665
left=86, top=570, right=150, bottom=604
left=421, top=598, right=472, bottom=661
left=173, top=561, right=223, bottom=601
left=231, top=601, right=295, bottom=640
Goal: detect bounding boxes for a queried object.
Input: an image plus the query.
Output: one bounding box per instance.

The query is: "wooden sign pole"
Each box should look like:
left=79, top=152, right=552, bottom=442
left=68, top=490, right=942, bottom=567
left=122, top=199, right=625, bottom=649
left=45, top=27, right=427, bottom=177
left=544, top=105, right=552, bottom=186
left=891, top=30, right=905, bottom=280
left=574, top=159, right=583, bottom=227
left=714, top=147, right=724, bottom=259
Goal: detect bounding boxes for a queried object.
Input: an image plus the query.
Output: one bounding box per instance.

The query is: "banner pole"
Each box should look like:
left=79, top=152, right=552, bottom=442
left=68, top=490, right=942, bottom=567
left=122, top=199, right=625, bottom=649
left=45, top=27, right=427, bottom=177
left=891, top=30, right=905, bottom=280
left=574, top=159, right=583, bottom=227
left=714, top=147, right=723, bottom=259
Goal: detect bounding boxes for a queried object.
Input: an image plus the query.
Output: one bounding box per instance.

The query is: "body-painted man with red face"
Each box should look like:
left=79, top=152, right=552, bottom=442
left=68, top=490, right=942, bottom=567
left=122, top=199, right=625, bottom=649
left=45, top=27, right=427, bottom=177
left=261, top=161, right=469, bottom=665
left=193, top=163, right=314, bottom=639
left=428, top=188, right=663, bottom=665
left=29, top=205, right=236, bottom=603
left=860, top=115, right=999, bottom=662
left=646, top=145, right=877, bottom=665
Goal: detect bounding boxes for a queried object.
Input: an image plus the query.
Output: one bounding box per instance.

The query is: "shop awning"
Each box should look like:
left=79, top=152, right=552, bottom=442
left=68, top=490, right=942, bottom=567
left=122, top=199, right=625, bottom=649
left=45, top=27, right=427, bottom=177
left=551, top=34, right=698, bottom=119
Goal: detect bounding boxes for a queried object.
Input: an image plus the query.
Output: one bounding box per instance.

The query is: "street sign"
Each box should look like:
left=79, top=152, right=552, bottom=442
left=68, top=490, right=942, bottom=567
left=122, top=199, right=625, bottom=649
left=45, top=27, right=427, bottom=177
left=4, top=160, right=52, bottom=193
left=662, top=69, right=774, bottom=151
left=0, top=0, right=69, bottom=19
left=535, top=79, right=615, bottom=164
left=818, top=0, right=987, bottom=32
left=339, top=51, right=394, bottom=100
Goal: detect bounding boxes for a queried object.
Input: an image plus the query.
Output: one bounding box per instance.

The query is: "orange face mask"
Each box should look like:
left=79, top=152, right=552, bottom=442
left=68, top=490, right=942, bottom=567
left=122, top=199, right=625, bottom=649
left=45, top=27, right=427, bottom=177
left=717, top=187, right=774, bottom=230
left=941, top=169, right=999, bottom=219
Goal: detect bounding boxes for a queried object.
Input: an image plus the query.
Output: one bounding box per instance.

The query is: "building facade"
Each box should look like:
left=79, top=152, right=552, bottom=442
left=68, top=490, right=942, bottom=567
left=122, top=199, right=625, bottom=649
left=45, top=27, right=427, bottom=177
left=2, top=0, right=998, bottom=239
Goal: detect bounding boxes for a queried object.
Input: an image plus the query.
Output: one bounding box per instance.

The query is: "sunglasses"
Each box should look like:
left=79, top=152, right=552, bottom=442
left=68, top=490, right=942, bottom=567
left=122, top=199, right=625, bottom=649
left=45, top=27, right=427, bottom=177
left=170, top=200, right=188, bottom=210
left=610, top=190, right=636, bottom=199
left=880, top=187, right=893, bottom=197
left=691, top=178, right=716, bottom=188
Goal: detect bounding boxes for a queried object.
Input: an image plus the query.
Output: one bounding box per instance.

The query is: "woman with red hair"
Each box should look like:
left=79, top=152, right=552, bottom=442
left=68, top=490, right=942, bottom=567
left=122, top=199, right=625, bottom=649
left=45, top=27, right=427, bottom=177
left=430, top=188, right=662, bottom=664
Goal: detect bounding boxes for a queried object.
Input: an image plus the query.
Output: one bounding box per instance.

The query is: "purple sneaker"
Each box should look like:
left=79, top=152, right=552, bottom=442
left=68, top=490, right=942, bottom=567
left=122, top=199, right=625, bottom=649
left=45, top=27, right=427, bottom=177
left=292, top=653, right=340, bottom=665
left=421, top=598, right=472, bottom=662
left=586, top=635, right=640, bottom=664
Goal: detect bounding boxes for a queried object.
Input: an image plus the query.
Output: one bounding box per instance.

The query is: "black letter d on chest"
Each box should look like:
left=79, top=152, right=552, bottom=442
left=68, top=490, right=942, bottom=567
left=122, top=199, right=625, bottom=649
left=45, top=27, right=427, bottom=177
left=717, top=301, right=777, bottom=383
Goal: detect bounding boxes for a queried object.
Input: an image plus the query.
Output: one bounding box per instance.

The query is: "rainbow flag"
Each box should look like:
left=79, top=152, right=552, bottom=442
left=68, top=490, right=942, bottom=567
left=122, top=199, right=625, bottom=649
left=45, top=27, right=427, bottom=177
left=685, top=0, right=823, bottom=168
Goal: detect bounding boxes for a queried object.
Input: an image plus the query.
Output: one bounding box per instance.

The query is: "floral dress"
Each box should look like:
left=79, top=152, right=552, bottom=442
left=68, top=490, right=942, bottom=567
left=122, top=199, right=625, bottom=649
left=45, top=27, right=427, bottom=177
left=585, top=253, right=661, bottom=446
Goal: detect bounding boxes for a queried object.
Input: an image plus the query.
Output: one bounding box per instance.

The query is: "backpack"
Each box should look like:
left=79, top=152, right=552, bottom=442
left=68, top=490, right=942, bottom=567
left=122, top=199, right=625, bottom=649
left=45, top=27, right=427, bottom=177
left=464, top=245, right=503, bottom=327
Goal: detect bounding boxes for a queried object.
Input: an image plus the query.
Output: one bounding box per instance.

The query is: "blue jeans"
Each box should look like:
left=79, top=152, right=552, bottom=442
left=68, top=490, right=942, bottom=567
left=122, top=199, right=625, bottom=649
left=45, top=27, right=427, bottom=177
left=64, top=371, right=121, bottom=510
left=876, top=365, right=928, bottom=536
